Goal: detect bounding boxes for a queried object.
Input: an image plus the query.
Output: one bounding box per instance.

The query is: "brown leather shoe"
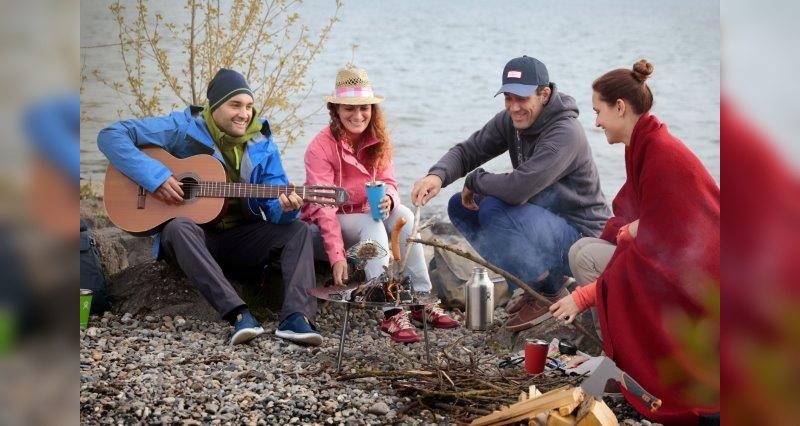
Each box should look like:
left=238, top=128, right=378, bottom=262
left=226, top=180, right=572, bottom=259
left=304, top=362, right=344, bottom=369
left=504, top=288, right=530, bottom=314
left=507, top=276, right=575, bottom=314
left=505, top=287, right=570, bottom=332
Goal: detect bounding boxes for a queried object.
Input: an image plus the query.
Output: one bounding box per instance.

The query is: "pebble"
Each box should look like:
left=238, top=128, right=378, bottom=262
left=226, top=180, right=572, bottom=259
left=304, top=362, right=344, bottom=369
left=368, top=402, right=390, bottom=415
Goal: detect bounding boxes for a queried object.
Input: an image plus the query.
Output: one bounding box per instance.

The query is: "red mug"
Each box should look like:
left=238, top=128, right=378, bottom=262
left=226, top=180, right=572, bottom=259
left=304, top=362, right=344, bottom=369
left=524, top=339, right=548, bottom=374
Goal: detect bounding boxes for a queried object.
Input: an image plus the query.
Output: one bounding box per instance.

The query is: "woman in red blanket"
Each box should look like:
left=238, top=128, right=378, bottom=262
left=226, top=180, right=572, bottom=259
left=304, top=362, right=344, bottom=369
left=549, top=60, right=719, bottom=425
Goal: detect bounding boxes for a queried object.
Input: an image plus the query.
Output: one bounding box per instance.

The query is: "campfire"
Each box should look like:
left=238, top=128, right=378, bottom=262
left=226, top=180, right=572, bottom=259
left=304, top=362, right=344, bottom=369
left=337, top=216, right=429, bottom=305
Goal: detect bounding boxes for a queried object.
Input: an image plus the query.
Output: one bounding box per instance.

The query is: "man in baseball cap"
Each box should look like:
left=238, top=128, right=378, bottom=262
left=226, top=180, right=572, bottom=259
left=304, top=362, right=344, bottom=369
left=412, top=55, right=610, bottom=332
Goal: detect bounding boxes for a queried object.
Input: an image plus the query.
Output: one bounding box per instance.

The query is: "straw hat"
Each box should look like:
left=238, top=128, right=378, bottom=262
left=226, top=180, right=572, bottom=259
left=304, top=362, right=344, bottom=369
left=324, top=66, right=384, bottom=105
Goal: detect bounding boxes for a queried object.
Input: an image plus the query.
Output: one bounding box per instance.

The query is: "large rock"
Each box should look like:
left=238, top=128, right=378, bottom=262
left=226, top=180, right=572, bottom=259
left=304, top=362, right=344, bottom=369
left=424, top=221, right=512, bottom=310
left=107, top=260, right=221, bottom=322
left=105, top=259, right=303, bottom=322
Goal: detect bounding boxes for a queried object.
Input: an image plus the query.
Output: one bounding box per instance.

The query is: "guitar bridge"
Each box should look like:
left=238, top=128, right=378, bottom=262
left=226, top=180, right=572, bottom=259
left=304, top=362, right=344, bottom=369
left=137, top=186, right=146, bottom=209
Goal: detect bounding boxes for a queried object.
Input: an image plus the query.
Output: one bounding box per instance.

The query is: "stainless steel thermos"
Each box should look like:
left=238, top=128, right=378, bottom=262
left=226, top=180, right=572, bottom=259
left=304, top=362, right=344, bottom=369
left=465, top=266, right=494, bottom=330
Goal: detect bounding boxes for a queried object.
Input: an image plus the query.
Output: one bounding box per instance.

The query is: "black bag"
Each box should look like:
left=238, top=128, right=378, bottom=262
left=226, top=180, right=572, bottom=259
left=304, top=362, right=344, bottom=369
left=80, top=219, right=110, bottom=314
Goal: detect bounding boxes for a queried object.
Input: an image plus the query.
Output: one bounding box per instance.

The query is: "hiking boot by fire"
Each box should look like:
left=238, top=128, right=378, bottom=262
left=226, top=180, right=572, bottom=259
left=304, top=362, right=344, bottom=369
left=505, top=288, right=529, bottom=314
left=505, top=287, right=570, bottom=332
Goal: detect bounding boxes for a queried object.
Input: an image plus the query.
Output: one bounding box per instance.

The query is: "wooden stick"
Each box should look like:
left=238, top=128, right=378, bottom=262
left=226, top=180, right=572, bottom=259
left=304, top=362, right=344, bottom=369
left=441, top=370, right=457, bottom=389
left=399, top=204, right=422, bottom=274
left=336, top=369, right=434, bottom=381
left=408, top=237, right=602, bottom=348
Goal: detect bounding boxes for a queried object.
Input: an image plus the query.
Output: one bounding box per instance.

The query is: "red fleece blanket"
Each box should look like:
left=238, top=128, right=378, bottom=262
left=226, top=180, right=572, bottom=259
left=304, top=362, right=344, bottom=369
left=596, top=114, right=720, bottom=425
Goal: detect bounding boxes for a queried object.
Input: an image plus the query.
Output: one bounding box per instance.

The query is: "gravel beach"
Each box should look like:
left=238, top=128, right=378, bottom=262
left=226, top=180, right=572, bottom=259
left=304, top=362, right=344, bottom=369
left=80, top=302, right=648, bottom=425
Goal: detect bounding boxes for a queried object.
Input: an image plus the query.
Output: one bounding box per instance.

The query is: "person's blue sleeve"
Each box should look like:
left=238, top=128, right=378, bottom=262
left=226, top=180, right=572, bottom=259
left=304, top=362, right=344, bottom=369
left=253, top=141, right=299, bottom=224
left=96, top=112, right=187, bottom=193
left=24, top=94, right=80, bottom=182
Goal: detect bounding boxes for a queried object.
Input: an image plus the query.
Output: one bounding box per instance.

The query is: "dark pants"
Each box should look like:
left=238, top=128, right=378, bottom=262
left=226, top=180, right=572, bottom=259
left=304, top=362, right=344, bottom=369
left=159, top=217, right=317, bottom=322
left=447, top=194, right=580, bottom=295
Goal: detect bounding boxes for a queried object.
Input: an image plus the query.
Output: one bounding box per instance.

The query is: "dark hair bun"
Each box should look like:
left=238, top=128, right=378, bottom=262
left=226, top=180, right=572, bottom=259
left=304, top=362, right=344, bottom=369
left=632, top=59, right=654, bottom=83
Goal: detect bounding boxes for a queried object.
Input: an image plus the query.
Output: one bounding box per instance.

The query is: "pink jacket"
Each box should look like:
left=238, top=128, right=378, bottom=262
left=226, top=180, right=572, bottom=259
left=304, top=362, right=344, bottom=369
left=301, top=126, right=399, bottom=265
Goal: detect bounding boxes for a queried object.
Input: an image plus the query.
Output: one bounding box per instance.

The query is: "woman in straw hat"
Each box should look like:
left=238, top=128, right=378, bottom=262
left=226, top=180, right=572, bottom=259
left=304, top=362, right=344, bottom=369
left=301, top=66, right=458, bottom=343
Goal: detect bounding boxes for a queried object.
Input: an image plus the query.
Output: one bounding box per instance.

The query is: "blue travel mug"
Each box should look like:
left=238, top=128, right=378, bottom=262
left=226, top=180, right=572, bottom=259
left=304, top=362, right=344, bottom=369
left=365, top=181, right=386, bottom=221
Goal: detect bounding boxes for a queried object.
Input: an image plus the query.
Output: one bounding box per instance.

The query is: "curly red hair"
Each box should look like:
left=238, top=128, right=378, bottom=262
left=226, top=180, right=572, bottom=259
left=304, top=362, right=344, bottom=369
left=327, top=103, right=393, bottom=172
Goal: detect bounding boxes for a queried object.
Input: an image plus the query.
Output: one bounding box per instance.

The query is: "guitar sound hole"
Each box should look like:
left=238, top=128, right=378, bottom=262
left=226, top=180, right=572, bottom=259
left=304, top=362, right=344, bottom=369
left=179, top=177, right=199, bottom=200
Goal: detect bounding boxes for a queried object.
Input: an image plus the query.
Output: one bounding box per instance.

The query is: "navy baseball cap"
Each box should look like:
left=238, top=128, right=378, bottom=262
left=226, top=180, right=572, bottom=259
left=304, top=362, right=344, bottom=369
left=494, top=55, right=549, bottom=97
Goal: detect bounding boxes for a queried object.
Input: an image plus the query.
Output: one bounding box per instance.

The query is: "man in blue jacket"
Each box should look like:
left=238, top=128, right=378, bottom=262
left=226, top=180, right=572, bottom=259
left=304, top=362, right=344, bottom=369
left=98, top=69, right=321, bottom=346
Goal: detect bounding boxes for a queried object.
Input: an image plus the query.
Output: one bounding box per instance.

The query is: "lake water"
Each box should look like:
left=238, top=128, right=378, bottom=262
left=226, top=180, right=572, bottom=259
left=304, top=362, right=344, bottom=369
left=81, top=0, right=720, bottom=215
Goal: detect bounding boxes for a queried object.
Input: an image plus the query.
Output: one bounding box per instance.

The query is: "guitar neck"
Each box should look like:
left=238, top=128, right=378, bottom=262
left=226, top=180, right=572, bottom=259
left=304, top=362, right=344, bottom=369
left=197, top=182, right=306, bottom=199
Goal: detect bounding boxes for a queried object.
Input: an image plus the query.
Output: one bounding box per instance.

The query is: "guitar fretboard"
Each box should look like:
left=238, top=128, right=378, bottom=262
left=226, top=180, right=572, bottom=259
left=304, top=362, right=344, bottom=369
left=196, top=182, right=305, bottom=199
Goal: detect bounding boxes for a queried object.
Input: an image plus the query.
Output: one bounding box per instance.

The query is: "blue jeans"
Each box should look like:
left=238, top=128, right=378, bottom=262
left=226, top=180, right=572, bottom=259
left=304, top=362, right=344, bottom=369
left=447, top=194, right=580, bottom=295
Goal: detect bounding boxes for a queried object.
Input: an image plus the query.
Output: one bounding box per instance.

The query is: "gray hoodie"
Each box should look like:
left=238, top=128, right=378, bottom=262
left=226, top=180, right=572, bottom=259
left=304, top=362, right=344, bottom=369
left=428, top=86, right=611, bottom=237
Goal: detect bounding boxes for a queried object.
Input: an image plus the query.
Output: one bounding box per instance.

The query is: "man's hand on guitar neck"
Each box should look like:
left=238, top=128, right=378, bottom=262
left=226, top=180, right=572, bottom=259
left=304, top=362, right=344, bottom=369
left=154, top=176, right=185, bottom=205
left=278, top=182, right=303, bottom=212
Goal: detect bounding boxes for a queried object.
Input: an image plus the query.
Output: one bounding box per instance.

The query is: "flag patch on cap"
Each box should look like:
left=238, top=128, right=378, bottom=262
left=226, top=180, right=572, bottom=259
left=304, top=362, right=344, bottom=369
left=507, top=70, right=522, bottom=78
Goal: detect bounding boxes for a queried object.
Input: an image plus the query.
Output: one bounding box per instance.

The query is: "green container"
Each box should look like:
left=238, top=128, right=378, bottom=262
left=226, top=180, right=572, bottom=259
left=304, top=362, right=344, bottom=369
left=1, top=308, right=15, bottom=355
left=80, top=289, right=93, bottom=329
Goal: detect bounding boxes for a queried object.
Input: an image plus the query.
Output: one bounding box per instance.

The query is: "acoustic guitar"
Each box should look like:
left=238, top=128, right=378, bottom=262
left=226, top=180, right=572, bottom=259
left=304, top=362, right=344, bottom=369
left=104, top=147, right=348, bottom=235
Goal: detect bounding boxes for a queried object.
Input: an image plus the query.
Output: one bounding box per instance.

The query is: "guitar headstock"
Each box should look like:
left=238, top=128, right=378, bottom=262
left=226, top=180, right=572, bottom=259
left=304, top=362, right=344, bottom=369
left=304, top=185, right=349, bottom=206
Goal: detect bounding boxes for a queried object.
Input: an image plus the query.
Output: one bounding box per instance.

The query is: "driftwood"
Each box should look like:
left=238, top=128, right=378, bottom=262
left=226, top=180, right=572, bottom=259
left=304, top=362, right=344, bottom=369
left=407, top=237, right=602, bottom=348
left=335, top=338, right=585, bottom=423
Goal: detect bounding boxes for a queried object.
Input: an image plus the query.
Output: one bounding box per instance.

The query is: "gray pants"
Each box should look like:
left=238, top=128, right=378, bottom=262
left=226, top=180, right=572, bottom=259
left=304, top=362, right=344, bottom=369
left=159, top=217, right=317, bottom=322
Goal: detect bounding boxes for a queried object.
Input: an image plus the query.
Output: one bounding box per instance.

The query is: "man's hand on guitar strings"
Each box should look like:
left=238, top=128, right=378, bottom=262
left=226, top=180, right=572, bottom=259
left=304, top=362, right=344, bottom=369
left=278, top=182, right=303, bottom=212
left=154, top=176, right=185, bottom=205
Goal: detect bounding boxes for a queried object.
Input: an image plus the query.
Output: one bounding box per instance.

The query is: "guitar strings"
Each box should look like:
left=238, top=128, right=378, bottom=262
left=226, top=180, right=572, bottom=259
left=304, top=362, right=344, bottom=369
left=177, top=182, right=339, bottom=191
left=176, top=182, right=342, bottom=198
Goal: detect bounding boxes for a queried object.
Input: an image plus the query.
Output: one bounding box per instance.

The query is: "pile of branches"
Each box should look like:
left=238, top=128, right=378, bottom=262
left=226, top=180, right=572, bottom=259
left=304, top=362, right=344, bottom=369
left=334, top=337, right=585, bottom=422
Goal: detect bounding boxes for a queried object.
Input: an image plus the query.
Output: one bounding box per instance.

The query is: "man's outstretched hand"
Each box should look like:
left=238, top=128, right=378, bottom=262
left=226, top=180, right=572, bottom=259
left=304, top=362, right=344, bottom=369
left=411, top=174, right=443, bottom=206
